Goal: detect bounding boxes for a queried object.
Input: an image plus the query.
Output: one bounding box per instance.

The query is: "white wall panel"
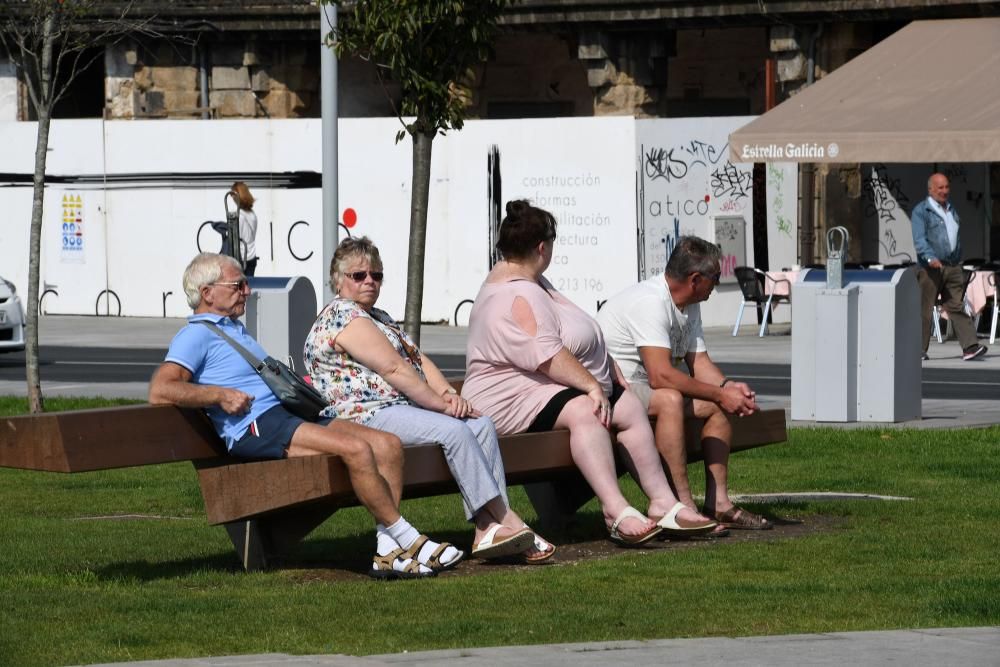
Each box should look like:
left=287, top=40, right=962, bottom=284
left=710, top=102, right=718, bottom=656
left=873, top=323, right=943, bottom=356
left=636, top=117, right=798, bottom=326
left=1, top=116, right=797, bottom=329
left=448, top=117, right=638, bottom=317
left=0, top=63, right=16, bottom=122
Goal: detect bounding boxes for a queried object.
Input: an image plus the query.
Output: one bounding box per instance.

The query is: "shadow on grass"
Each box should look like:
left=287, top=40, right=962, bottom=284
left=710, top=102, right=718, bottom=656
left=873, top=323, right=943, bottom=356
left=91, top=504, right=819, bottom=582
left=94, top=551, right=244, bottom=580
left=89, top=510, right=617, bottom=581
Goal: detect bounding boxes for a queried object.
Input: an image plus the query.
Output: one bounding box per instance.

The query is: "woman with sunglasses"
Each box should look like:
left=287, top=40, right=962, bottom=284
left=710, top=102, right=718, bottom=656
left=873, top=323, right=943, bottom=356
left=304, top=236, right=554, bottom=564
left=462, top=200, right=717, bottom=546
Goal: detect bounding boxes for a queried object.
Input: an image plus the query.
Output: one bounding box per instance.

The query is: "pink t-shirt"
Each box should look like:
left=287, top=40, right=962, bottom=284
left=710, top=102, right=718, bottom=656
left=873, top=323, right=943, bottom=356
left=462, top=277, right=613, bottom=435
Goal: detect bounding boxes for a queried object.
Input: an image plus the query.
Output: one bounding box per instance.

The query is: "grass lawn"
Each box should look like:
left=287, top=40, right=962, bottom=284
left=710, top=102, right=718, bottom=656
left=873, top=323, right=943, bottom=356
left=1, top=398, right=998, bottom=666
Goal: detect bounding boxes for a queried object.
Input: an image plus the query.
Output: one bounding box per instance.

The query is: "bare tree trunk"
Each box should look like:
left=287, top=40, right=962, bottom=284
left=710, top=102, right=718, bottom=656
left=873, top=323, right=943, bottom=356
left=403, top=129, right=434, bottom=346
left=25, top=17, right=55, bottom=414
left=26, top=111, right=50, bottom=413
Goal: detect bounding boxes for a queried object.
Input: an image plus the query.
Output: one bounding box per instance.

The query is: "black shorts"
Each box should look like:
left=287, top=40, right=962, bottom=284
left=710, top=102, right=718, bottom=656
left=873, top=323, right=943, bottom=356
left=231, top=404, right=331, bottom=460
left=527, top=383, right=626, bottom=433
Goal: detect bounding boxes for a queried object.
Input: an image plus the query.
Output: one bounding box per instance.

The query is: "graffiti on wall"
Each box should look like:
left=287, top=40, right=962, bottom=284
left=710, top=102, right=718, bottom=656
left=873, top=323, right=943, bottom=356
left=713, top=216, right=746, bottom=283
left=638, top=134, right=754, bottom=278
left=767, top=164, right=792, bottom=238
left=862, top=164, right=914, bottom=263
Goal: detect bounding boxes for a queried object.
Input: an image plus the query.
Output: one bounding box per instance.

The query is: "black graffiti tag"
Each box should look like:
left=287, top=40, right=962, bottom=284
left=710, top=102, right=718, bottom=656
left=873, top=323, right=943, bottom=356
left=862, top=164, right=909, bottom=224
left=710, top=162, right=752, bottom=200
left=880, top=228, right=913, bottom=262
left=716, top=218, right=741, bottom=242
left=682, top=139, right=725, bottom=167
left=644, top=147, right=688, bottom=182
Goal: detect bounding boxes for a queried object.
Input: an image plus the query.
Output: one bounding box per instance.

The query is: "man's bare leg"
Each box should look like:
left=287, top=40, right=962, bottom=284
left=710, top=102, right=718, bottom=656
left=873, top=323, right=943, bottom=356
left=286, top=421, right=401, bottom=526
left=647, top=387, right=696, bottom=508
left=691, top=399, right=733, bottom=515
left=327, top=420, right=404, bottom=506
left=288, top=421, right=464, bottom=569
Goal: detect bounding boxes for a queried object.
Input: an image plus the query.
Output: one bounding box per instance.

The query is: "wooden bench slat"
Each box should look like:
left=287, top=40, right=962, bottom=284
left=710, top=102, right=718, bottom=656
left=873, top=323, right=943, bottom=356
left=729, top=409, right=788, bottom=450
left=0, top=405, right=225, bottom=472
left=195, top=454, right=352, bottom=525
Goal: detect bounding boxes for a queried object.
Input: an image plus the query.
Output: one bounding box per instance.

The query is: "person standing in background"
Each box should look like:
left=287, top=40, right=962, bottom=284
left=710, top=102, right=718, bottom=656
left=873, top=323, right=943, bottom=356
left=910, top=172, right=986, bottom=361
left=231, top=181, right=259, bottom=276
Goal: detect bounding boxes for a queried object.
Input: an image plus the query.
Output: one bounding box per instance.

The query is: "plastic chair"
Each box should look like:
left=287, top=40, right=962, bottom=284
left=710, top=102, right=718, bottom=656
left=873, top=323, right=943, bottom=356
left=732, top=267, right=791, bottom=337
left=931, top=268, right=975, bottom=343
left=989, top=273, right=1000, bottom=344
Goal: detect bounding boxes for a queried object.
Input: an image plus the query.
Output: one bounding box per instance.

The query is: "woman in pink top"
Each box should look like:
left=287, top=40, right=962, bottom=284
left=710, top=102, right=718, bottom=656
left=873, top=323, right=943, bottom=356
left=464, top=200, right=716, bottom=545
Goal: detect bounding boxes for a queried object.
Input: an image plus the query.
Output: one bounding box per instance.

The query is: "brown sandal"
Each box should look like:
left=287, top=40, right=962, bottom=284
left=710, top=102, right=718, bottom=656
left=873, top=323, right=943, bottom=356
left=406, top=534, right=464, bottom=571
left=713, top=506, right=773, bottom=530
left=521, top=531, right=556, bottom=564
left=370, top=548, right=436, bottom=580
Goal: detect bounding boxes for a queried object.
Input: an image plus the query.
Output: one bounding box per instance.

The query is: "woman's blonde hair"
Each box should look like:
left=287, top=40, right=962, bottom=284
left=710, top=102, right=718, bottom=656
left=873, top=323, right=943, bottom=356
left=231, top=181, right=255, bottom=210
left=330, top=236, right=383, bottom=294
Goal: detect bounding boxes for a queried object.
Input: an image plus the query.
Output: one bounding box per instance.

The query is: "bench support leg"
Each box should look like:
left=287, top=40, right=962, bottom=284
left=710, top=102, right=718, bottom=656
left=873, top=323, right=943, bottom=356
left=524, top=473, right=596, bottom=531
left=223, top=504, right=339, bottom=571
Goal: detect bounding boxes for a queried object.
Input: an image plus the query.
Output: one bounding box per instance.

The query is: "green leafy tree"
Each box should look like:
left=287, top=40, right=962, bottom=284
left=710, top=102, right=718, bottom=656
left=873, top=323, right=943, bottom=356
left=328, top=0, right=511, bottom=344
left=0, top=1, right=157, bottom=412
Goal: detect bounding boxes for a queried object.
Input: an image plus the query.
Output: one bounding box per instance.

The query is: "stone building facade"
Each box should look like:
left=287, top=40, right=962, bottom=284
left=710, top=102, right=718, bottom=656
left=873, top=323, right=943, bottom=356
left=11, top=0, right=993, bottom=123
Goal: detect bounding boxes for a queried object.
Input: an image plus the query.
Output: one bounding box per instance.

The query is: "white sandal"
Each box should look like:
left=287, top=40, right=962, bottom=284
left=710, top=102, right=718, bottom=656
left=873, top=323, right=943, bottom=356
left=609, top=506, right=662, bottom=546
left=656, top=502, right=717, bottom=537
left=471, top=524, right=534, bottom=559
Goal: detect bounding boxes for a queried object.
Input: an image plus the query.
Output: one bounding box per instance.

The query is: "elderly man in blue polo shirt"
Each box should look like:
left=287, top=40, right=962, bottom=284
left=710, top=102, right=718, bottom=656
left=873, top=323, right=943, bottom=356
left=149, top=253, right=463, bottom=579
left=910, top=172, right=987, bottom=361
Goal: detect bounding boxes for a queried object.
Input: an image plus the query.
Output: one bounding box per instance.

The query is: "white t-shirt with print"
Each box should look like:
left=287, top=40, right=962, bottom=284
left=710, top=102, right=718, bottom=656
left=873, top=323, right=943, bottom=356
left=596, top=274, right=707, bottom=381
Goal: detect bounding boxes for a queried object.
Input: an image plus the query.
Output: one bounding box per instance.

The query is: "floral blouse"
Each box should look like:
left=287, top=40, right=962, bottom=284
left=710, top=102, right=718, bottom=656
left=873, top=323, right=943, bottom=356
left=304, top=299, right=425, bottom=423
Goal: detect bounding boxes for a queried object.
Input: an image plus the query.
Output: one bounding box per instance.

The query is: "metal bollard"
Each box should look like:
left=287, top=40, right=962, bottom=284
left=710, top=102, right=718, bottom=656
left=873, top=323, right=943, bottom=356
left=826, top=226, right=849, bottom=289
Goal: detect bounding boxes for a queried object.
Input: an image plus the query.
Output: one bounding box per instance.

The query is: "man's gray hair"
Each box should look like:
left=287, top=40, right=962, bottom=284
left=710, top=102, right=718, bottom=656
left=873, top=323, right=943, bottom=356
left=182, top=253, right=241, bottom=309
left=664, top=236, right=722, bottom=280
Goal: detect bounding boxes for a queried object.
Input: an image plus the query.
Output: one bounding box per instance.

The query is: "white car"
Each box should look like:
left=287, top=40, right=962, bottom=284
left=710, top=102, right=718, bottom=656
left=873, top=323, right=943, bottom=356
left=0, top=276, right=26, bottom=353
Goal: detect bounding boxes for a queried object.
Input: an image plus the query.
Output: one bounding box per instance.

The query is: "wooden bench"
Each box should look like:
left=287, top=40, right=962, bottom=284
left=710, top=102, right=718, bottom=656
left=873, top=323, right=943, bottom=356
left=0, top=402, right=786, bottom=571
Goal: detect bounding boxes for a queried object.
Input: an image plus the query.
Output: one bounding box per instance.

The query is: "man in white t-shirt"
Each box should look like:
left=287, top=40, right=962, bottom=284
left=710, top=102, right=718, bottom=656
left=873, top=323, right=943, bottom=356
left=597, top=236, right=771, bottom=531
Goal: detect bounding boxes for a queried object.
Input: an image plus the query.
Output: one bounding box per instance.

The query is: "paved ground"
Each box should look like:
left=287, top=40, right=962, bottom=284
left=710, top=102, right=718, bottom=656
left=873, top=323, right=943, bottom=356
left=4, top=315, right=1000, bottom=429
left=76, top=627, right=1000, bottom=667
left=6, top=316, right=999, bottom=666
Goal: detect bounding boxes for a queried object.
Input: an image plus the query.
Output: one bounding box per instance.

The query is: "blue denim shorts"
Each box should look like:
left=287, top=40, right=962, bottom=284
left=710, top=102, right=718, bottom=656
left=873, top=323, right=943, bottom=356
left=231, top=404, right=331, bottom=460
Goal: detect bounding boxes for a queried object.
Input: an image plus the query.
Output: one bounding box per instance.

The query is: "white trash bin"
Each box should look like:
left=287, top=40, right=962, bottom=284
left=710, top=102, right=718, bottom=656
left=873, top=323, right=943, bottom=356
left=244, top=276, right=318, bottom=373
left=791, top=268, right=921, bottom=423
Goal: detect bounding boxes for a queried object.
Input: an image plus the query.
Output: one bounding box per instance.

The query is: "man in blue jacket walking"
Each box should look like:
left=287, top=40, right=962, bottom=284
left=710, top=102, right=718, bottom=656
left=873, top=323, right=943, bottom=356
left=910, top=172, right=987, bottom=361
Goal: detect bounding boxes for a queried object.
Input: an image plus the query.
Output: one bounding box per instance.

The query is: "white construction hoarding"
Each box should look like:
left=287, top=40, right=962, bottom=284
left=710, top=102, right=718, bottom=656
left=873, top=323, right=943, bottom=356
left=0, top=116, right=797, bottom=328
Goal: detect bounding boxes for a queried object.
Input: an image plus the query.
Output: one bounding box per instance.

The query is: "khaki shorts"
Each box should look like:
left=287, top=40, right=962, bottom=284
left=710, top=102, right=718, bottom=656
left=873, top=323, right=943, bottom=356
left=629, top=379, right=654, bottom=410
left=628, top=379, right=696, bottom=416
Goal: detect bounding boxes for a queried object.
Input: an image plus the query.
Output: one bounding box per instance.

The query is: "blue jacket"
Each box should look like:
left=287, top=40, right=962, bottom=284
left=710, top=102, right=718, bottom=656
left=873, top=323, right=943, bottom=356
left=910, top=198, right=961, bottom=267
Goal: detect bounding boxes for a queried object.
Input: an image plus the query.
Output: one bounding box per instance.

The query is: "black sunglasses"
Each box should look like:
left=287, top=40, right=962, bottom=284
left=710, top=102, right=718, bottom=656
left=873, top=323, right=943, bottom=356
left=345, top=270, right=384, bottom=282
left=212, top=279, right=249, bottom=291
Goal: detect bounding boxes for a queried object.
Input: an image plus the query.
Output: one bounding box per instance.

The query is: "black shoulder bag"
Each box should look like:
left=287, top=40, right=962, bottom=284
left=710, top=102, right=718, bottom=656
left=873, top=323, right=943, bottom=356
left=197, top=321, right=327, bottom=421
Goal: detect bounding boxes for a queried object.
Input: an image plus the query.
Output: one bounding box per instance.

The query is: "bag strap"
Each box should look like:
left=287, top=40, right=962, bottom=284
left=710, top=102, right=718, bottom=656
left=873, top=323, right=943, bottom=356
left=195, top=320, right=265, bottom=374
